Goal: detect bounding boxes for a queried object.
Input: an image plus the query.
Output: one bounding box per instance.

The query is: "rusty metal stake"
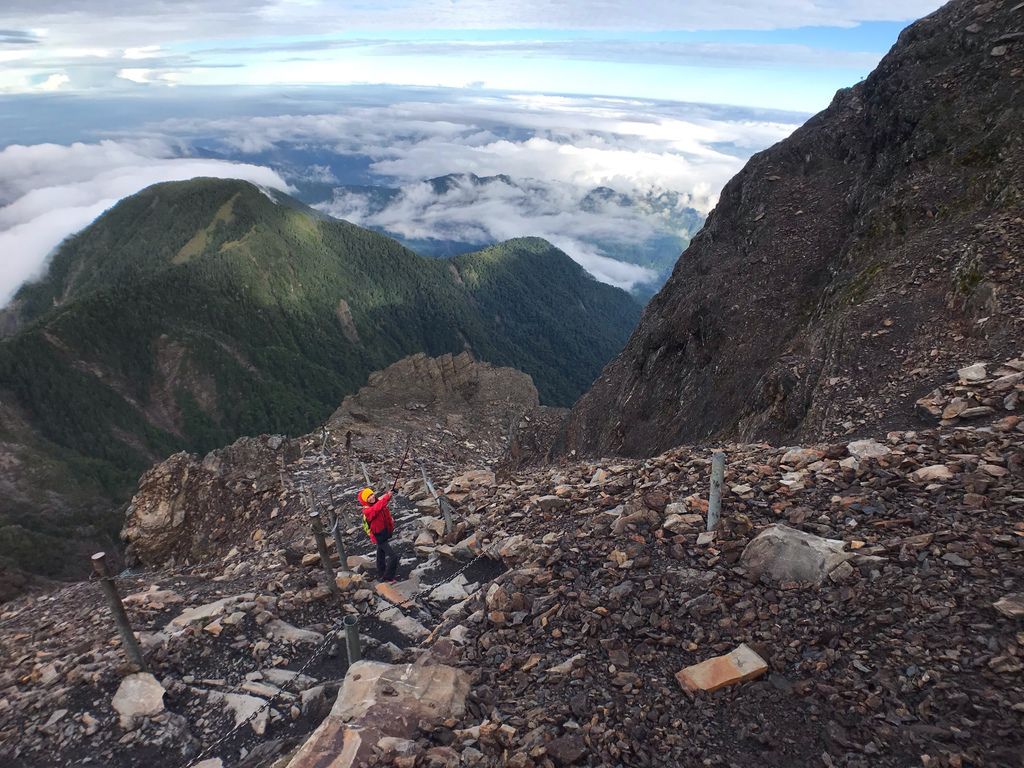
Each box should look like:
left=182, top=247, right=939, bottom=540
left=343, top=614, right=361, bottom=665
left=90, top=552, right=147, bottom=671
left=707, top=451, right=726, bottom=531
left=309, top=511, right=339, bottom=593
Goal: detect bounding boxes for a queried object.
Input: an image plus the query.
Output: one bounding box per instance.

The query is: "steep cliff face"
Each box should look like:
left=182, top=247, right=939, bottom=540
left=565, top=0, right=1024, bottom=457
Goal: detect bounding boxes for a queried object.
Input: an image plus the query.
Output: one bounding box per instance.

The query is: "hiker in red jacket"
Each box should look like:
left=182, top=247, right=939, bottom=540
left=359, top=487, right=398, bottom=582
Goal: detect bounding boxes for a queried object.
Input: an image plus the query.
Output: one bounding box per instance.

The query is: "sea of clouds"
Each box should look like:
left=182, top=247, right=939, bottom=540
left=0, top=88, right=803, bottom=305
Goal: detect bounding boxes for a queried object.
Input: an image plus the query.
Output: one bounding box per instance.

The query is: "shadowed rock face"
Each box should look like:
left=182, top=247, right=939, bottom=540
left=565, top=0, right=1024, bottom=457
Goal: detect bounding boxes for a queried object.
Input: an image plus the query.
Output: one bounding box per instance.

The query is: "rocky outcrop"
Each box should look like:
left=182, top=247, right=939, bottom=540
left=121, top=353, right=552, bottom=567
left=565, top=0, right=1024, bottom=457
left=328, top=351, right=547, bottom=436
left=121, top=434, right=295, bottom=566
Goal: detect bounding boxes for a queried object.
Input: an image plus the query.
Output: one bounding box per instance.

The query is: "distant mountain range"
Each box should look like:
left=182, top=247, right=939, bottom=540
left=0, top=177, right=640, bottom=589
left=315, top=173, right=704, bottom=298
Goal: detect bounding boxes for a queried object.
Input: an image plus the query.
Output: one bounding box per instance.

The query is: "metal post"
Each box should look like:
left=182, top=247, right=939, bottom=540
left=420, top=465, right=438, bottom=500
left=343, top=614, right=361, bottom=665
left=707, top=451, right=726, bottom=531
left=420, top=465, right=453, bottom=534
left=90, top=552, right=147, bottom=671
left=439, top=497, right=455, bottom=536
left=330, top=512, right=349, bottom=573
left=345, top=430, right=352, bottom=452
left=360, top=462, right=372, bottom=489
left=309, top=511, right=339, bottom=593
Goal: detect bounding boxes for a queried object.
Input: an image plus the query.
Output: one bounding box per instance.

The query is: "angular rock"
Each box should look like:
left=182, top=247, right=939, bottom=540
left=168, top=593, right=256, bottom=630
left=112, top=672, right=166, bottom=729
left=675, top=644, right=768, bottom=692
left=535, top=495, right=570, bottom=512
left=264, top=619, right=324, bottom=645
left=994, top=593, right=1024, bottom=619
left=958, top=362, right=987, bottom=382
left=910, top=464, right=953, bottom=483
left=847, top=439, right=890, bottom=460
left=284, top=661, right=469, bottom=768
left=219, top=692, right=269, bottom=735
left=780, top=448, right=825, bottom=467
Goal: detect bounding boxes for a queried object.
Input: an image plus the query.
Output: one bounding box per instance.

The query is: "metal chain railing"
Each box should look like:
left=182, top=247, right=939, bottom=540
left=178, top=548, right=490, bottom=767
left=1, top=440, right=485, bottom=768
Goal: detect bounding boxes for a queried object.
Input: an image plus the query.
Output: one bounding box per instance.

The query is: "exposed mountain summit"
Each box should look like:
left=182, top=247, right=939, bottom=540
left=0, top=179, right=639, bottom=586
left=565, top=0, right=1023, bottom=457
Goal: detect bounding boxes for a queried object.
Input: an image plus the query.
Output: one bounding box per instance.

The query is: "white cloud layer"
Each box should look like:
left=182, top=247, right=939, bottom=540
left=162, top=93, right=799, bottom=213
left=0, top=140, right=290, bottom=306
left=0, top=1, right=942, bottom=40
left=320, top=175, right=672, bottom=289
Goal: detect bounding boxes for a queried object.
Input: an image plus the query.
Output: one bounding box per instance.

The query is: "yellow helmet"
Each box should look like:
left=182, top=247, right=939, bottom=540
left=358, top=487, right=375, bottom=504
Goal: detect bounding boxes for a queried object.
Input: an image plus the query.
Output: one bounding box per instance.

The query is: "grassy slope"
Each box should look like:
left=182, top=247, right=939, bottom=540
left=0, top=178, right=640, bottom=578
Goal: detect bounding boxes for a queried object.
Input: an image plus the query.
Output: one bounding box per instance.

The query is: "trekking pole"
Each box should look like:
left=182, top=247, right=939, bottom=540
left=390, top=434, right=413, bottom=493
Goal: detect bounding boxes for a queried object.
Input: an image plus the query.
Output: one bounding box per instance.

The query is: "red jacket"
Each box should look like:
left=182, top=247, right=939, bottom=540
left=360, top=492, right=394, bottom=543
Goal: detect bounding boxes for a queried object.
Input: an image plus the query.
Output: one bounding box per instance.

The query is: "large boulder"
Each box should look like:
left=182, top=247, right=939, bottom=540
left=740, top=524, right=856, bottom=585
left=285, top=660, right=470, bottom=768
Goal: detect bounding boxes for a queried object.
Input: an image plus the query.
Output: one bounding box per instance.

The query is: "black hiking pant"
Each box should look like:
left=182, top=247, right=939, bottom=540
left=375, top=529, right=399, bottom=579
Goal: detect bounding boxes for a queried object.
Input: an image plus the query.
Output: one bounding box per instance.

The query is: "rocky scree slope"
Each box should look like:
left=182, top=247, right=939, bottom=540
left=0, top=353, right=1021, bottom=767
left=565, top=0, right=1024, bottom=457
left=0, top=179, right=639, bottom=589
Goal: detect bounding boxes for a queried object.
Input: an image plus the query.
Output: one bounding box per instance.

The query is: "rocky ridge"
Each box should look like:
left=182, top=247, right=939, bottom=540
left=565, top=0, right=1024, bottom=457
left=1, top=351, right=1021, bottom=767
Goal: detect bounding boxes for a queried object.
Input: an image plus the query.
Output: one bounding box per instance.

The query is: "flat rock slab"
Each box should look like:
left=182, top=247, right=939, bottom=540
left=168, top=593, right=256, bottom=630
left=112, top=672, right=165, bottom=729
left=264, top=619, right=324, bottom=645
left=285, top=660, right=469, bottom=768
left=676, top=644, right=768, bottom=692
left=375, top=581, right=416, bottom=607
left=994, top=593, right=1024, bottom=618
left=740, top=524, right=854, bottom=585
left=214, top=692, right=269, bottom=735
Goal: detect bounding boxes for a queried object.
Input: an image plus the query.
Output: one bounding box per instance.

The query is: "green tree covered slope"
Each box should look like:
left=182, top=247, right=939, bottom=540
left=0, top=178, right=640, bottom=585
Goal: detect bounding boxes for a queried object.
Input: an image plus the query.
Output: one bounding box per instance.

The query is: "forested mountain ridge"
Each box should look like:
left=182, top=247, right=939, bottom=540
left=0, top=178, right=640, bottom=589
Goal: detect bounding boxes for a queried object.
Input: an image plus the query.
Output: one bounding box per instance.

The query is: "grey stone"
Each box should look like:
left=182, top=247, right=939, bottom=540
left=740, top=524, right=856, bottom=585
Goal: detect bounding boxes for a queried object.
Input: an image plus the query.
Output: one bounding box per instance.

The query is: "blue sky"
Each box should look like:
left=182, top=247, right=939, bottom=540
left=0, top=1, right=947, bottom=303
left=0, top=1, right=942, bottom=112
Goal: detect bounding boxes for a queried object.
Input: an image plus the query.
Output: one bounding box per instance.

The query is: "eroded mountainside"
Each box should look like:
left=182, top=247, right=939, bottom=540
left=0, top=180, right=638, bottom=587
left=565, top=0, right=1023, bottom=457
left=1, top=352, right=1021, bottom=768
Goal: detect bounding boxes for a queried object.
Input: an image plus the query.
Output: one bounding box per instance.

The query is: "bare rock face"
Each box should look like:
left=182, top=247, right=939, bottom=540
left=328, top=351, right=542, bottom=433
left=122, top=434, right=293, bottom=566
left=564, top=0, right=1024, bottom=457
